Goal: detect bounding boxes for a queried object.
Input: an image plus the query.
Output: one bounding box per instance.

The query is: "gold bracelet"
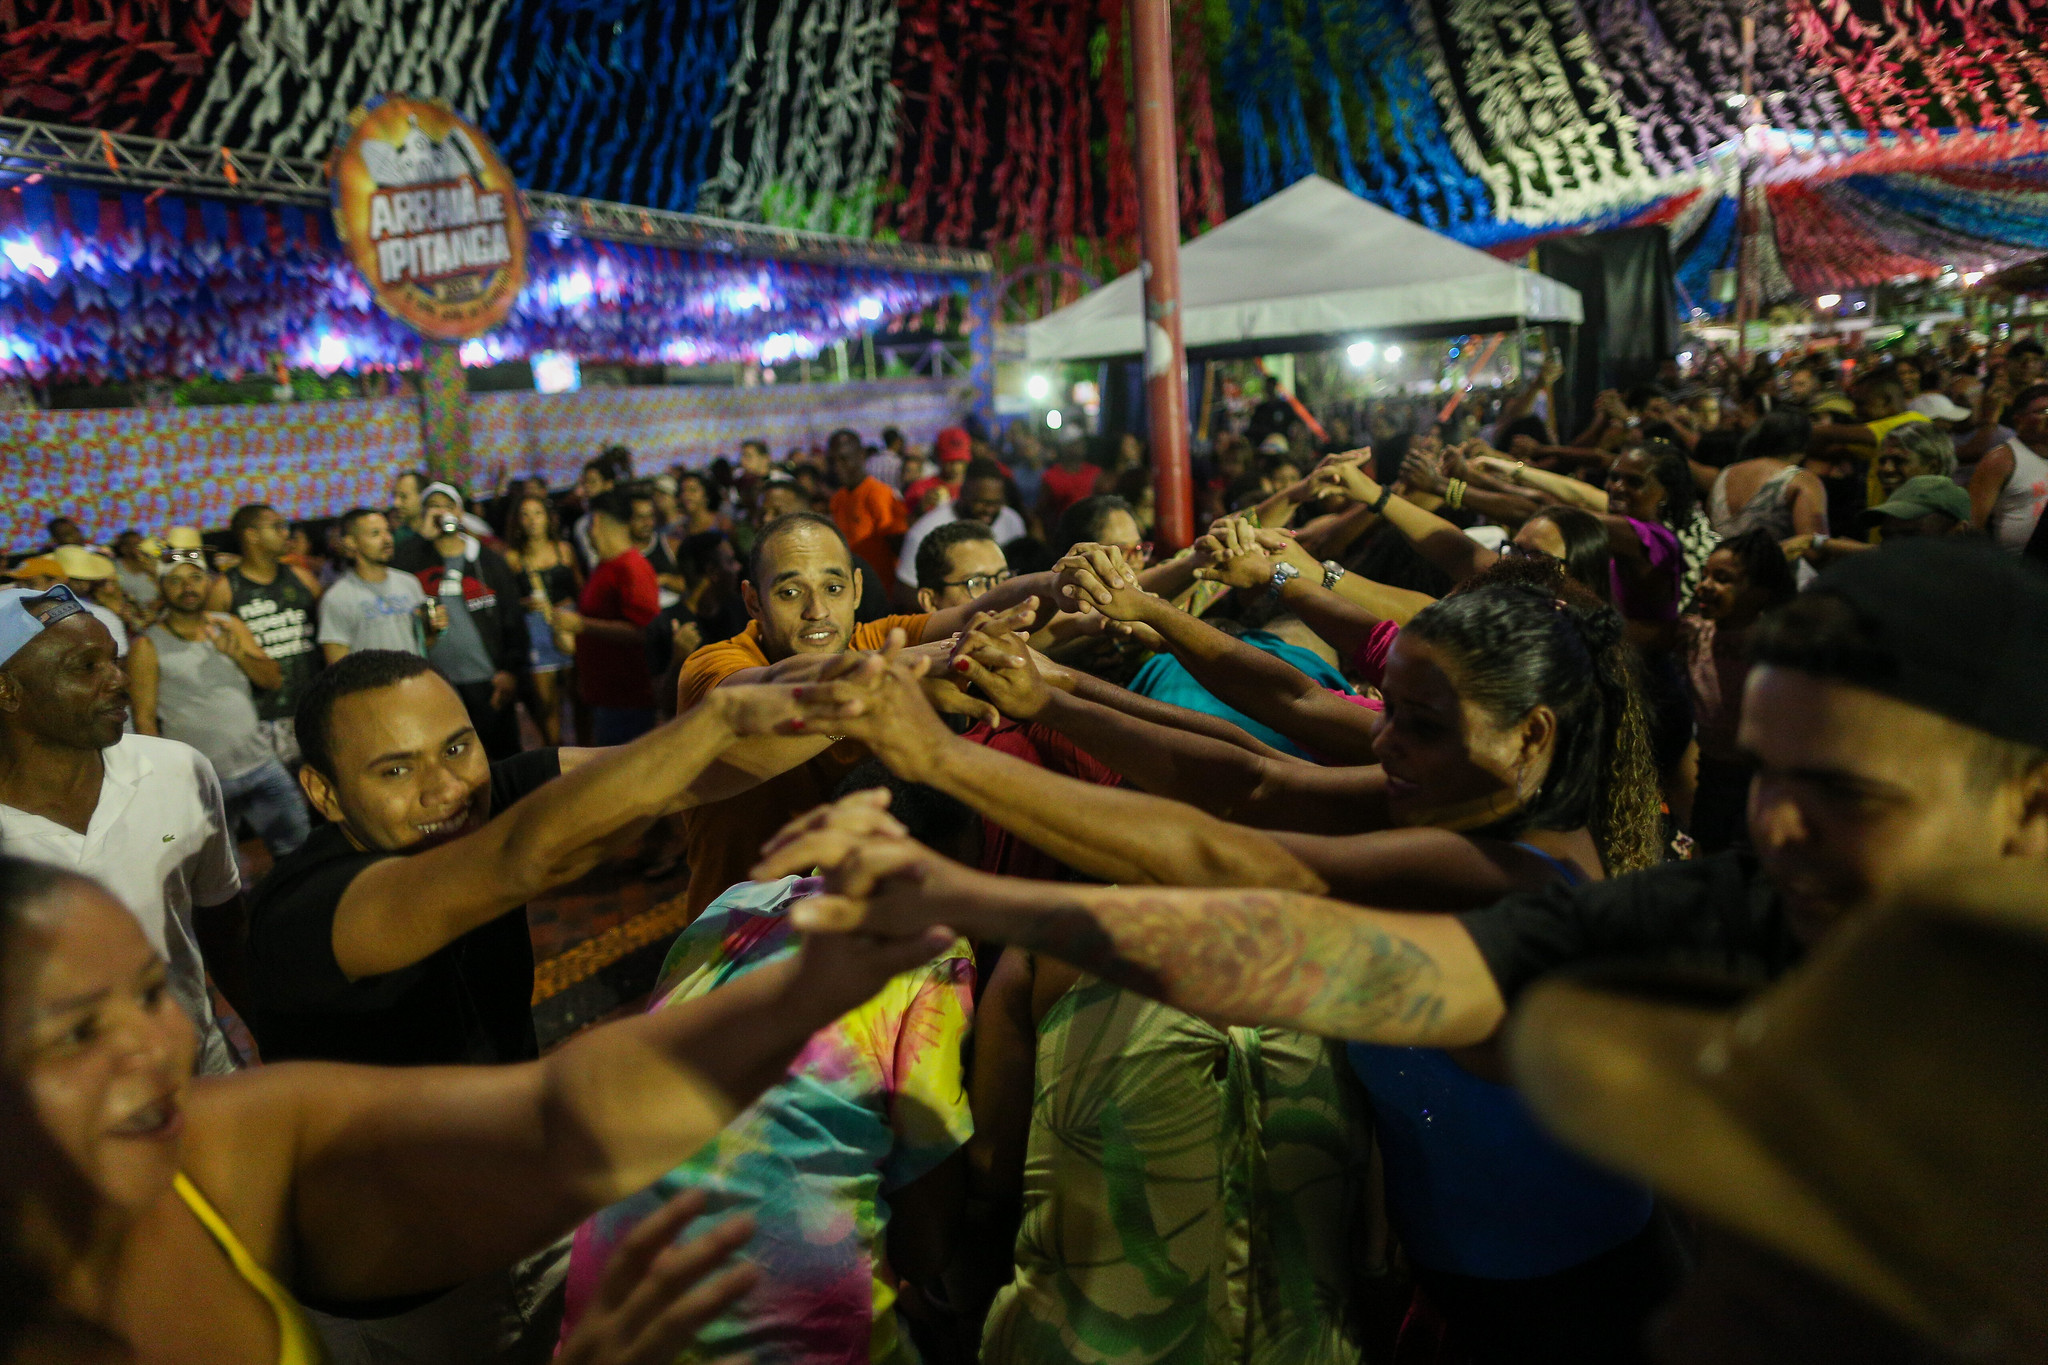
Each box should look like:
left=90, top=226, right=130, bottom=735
left=1445, top=478, right=1466, bottom=509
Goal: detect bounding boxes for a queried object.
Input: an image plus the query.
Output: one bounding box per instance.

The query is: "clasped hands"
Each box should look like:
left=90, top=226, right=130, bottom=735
left=1186, top=515, right=1323, bottom=591
left=712, top=600, right=1070, bottom=758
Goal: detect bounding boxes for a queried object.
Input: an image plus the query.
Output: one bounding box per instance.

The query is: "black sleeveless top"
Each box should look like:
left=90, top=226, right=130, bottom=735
left=225, top=563, right=321, bottom=722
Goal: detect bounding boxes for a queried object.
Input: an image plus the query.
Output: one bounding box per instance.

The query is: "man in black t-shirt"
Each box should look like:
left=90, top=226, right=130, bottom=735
left=245, top=648, right=848, bottom=1066
left=211, top=503, right=324, bottom=768
left=752, top=538, right=2048, bottom=1050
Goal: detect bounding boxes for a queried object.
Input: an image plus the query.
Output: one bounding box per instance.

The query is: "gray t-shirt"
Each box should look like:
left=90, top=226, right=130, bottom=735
left=143, top=620, right=272, bottom=782
left=317, top=569, right=428, bottom=656
left=425, top=555, right=496, bottom=685
left=116, top=564, right=160, bottom=609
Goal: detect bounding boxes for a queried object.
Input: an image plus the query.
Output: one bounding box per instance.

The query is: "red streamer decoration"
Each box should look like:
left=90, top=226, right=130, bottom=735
left=1767, top=182, right=1942, bottom=295
left=0, top=0, right=242, bottom=135
left=880, top=0, right=1224, bottom=298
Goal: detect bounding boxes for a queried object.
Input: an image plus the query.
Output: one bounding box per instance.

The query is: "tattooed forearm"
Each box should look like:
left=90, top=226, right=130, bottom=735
left=1014, top=888, right=1480, bottom=1045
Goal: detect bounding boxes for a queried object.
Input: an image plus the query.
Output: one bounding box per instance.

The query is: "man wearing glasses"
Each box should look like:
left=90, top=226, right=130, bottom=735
left=894, top=457, right=1027, bottom=607
left=912, top=519, right=1013, bottom=610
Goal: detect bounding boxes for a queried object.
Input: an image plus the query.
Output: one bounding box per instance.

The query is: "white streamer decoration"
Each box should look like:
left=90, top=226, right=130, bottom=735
left=175, top=0, right=513, bottom=159
left=695, top=0, right=901, bottom=235
left=1410, top=0, right=1664, bottom=225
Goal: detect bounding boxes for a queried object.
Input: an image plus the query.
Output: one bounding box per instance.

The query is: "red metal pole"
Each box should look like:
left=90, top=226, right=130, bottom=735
left=1131, top=0, right=1194, bottom=552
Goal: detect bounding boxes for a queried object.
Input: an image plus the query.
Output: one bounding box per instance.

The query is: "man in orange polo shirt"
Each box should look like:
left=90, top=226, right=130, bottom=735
left=674, top=509, right=1089, bottom=917
left=826, top=428, right=909, bottom=596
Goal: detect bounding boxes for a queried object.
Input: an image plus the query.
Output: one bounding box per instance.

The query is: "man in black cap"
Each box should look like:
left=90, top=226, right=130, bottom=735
left=747, top=537, right=2048, bottom=1055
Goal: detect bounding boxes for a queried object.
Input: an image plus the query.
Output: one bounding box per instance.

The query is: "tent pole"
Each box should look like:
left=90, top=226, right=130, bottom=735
left=1131, top=0, right=1194, bottom=551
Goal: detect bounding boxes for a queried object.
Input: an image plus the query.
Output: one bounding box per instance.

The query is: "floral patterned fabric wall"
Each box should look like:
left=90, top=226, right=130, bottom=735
left=0, top=378, right=971, bottom=550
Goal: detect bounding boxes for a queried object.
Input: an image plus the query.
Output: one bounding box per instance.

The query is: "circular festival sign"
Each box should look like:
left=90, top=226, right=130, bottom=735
left=331, top=94, right=528, bottom=340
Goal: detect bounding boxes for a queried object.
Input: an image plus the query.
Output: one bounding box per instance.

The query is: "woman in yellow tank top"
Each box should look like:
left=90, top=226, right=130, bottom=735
left=0, top=857, right=938, bottom=1365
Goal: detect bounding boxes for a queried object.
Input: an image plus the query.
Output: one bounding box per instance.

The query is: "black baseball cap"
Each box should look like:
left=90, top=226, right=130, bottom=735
left=1771, top=539, right=2048, bottom=750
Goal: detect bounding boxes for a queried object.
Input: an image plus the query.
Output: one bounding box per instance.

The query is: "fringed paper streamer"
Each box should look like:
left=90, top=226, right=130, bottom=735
left=0, top=0, right=237, bottom=136
left=1322, top=0, right=1495, bottom=229
left=1746, top=183, right=1796, bottom=304
left=1767, top=182, right=1942, bottom=294
left=1783, top=0, right=2048, bottom=146
left=0, top=179, right=964, bottom=382
left=1848, top=170, right=2048, bottom=251
left=1813, top=181, right=2035, bottom=274
left=1648, top=0, right=1857, bottom=155
left=1580, top=0, right=1734, bottom=179
left=983, top=0, right=1101, bottom=277
left=173, top=0, right=510, bottom=158
left=1218, top=0, right=1317, bottom=206
left=482, top=0, right=740, bottom=212
left=1672, top=191, right=1738, bottom=316
left=1174, top=0, right=1229, bottom=234
left=1412, top=0, right=1658, bottom=224
left=694, top=0, right=901, bottom=233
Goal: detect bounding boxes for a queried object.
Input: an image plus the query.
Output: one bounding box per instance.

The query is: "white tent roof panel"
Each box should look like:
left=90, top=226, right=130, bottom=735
left=1024, top=176, right=1583, bottom=361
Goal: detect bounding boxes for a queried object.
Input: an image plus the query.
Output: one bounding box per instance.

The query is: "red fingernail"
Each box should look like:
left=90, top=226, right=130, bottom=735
left=953, top=658, right=971, bottom=673
left=788, top=718, right=806, bottom=732
left=792, top=686, right=808, bottom=700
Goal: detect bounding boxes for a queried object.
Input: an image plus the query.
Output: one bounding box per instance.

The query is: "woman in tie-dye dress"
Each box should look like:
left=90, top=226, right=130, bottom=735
left=559, top=873, right=976, bottom=1365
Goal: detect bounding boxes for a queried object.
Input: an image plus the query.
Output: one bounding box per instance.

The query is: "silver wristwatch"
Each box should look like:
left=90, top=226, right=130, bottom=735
left=1320, top=559, right=1347, bottom=591
left=1267, top=561, right=1301, bottom=599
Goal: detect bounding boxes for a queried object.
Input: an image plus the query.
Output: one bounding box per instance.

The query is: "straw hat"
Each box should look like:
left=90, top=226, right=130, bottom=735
left=51, top=545, right=115, bottom=581
left=1506, top=864, right=2048, bottom=1359
left=3, top=554, right=63, bottom=582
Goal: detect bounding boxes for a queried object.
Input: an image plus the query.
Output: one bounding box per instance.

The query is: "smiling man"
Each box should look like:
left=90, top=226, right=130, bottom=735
left=671, top=510, right=1087, bottom=917
left=0, top=584, right=248, bottom=1075
left=243, top=648, right=844, bottom=1067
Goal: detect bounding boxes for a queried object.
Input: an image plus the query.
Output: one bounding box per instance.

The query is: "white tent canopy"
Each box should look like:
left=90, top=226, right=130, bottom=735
left=1023, top=175, right=1582, bottom=362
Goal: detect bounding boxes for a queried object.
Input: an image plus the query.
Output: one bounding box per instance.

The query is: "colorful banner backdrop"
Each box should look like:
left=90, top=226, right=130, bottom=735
left=0, top=377, right=971, bottom=550
left=5, top=0, right=2048, bottom=322
left=331, top=94, right=529, bottom=339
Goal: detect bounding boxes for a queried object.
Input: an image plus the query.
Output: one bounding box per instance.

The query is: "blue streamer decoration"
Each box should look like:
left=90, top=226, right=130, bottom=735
left=483, top=0, right=743, bottom=212
left=1672, top=193, right=1737, bottom=317
left=1299, top=0, right=1368, bottom=200
left=1846, top=173, right=2048, bottom=252
left=1220, top=0, right=1277, bottom=205
left=1215, top=0, right=1493, bottom=230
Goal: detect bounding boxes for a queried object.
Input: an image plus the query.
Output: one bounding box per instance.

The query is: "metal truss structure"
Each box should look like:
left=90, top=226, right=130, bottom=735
left=0, top=116, right=990, bottom=277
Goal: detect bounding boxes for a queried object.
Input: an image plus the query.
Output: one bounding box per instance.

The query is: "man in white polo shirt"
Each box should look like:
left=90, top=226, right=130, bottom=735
left=0, top=583, right=245, bottom=1074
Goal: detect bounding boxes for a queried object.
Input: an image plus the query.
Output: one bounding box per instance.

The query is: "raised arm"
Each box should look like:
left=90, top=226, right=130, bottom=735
left=215, top=918, right=951, bottom=1303
left=927, top=635, right=1392, bottom=837
left=1954, top=374, right=2012, bottom=465
left=324, top=681, right=858, bottom=979
left=1094, top=577, right=1382, bottom=765
left=1305, top=461, right=1499, bottom=587
left=1969, top=445, right=2017, bottom=531
left=1472, top=454, right=1609, bottom=513
left=755, top=824, right=1504, bottom=1048
left=125, top=632, right=160, bottom=735
left=763, top=663, right=1327, bottom=891
left=215, top=615, right=284, bottom=692
left=1180, top=528, right=1426, bottom=656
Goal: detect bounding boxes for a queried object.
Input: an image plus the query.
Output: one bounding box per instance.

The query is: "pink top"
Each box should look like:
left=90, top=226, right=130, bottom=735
left=1349, top=617, right=1402, bottom=689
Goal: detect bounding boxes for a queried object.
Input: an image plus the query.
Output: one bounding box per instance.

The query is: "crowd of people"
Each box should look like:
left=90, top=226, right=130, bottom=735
left=0, top=328, right=2044, bottom=1365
